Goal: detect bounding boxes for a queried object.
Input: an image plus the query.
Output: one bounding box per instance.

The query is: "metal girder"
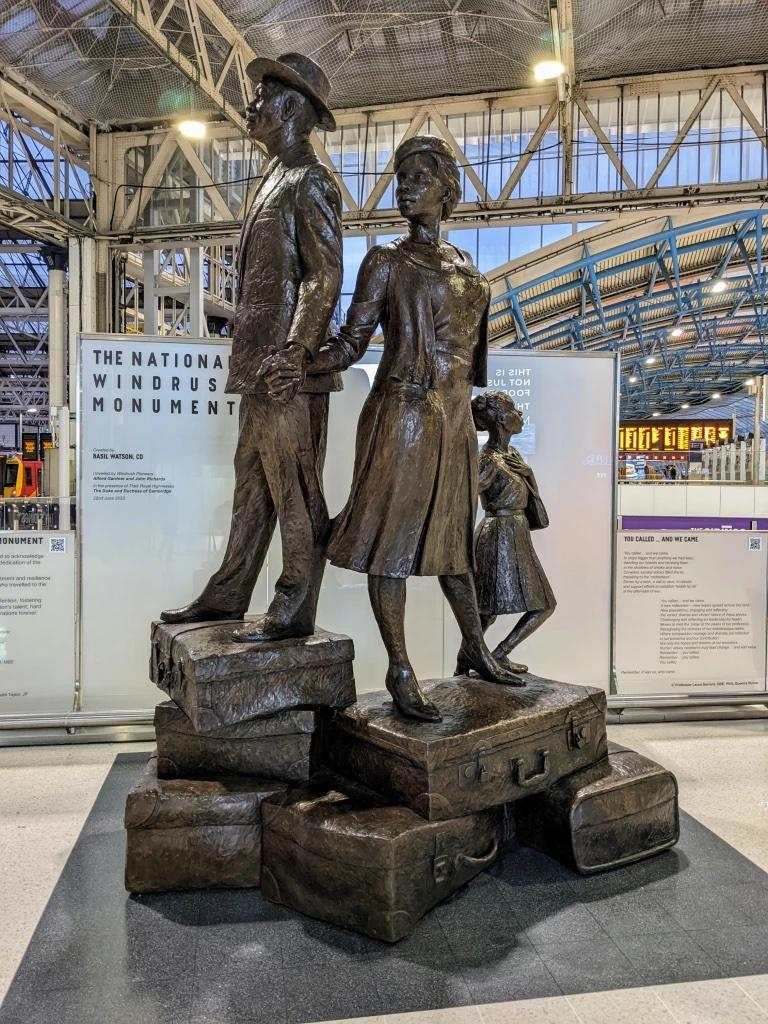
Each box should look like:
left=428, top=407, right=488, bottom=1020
left=117, top=241, right=235, bottom=335
left=0, top=246, right=51, bottom=421
left=550, top=0, right=575, bottom=195
left=105, top=66, right=768, bottom=243
left=0, top=187, right=91, bottom=245
left=106, top=0, right=254, bottom=131
left=487, top=210, right=768, bottom=417
left=0, top=73, right=94, bottom=243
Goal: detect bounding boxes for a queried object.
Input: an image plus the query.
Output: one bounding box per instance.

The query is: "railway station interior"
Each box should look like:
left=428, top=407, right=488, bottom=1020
left=2, top=1, right=768, bottom=1022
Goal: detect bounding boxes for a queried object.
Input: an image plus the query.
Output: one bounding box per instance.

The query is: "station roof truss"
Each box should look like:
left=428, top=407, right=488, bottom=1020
left=97, top=64, right=768, bottom=251
left=1, top=0, right=767, bottom=129
left=0, top=243, right=49, bottom=423
left=0, top=75, right=93, bottom=244
left=487, top=209, right=768, bottom=419
left=1, top=0, right=768, bottom=428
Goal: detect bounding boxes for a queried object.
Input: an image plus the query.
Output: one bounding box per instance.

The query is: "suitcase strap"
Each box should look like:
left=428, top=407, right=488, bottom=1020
left=433, top=836, right=499, bottom=884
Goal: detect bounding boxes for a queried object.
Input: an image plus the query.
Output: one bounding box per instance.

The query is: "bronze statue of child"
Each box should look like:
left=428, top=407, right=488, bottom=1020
left=456, top=390, right=556, bottom=676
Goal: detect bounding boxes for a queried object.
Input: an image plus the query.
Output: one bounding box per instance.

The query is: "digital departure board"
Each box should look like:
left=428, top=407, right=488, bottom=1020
left=619, top=420, right=733, bottom=453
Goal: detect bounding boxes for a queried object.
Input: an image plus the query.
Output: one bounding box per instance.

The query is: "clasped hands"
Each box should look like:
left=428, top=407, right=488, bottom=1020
left=257, top=340, right=338, bottom=402
left=256, top=344, right=307, bottom=403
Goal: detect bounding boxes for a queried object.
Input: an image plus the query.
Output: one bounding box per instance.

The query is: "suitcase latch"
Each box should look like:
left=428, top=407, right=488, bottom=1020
left=458, top=747, right=490, bottom=788
left=433, top=854, right=451, bottom=884
left=433, top=834, right=453, bottom=884
left=566, top=715, right=589, bottom=750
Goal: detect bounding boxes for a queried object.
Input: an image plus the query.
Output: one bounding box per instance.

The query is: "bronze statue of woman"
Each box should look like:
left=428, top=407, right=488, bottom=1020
left=456, top=390, right=556, bottom=675
left=263, top=136, right=523, bottom=722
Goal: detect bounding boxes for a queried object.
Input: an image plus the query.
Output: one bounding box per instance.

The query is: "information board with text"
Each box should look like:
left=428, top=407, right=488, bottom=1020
left=80, top=336, right=617, bottom=712
left=79, top=336, right=268, bottom=712
left=615, top=531, right=768, bottom=695
left=0, top=532, right=76, bottom=715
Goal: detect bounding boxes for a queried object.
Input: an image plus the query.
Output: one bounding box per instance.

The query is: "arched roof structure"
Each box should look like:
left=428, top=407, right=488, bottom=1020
left=488, top=209, right=768, bottom=418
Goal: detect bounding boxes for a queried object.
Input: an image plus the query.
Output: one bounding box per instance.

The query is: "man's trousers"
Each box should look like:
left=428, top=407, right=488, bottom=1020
left=200, top=391, right=330, bottom=634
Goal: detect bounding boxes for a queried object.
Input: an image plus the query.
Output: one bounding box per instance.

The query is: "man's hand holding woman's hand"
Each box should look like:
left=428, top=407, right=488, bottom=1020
left=256, top=344, right=307, bottom=403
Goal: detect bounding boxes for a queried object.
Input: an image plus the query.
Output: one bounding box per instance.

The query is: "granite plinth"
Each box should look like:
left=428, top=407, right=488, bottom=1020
left=150, top=620, right=355, bottom=733
left=320, top=674, right=608, bottom=821
left=124, top=755, right=288, bottom=893
left=154, top=700, right=316, bottom=782
left=515, top=741, right=679, bottom=874
left=261, top=775, right=501, bottom=943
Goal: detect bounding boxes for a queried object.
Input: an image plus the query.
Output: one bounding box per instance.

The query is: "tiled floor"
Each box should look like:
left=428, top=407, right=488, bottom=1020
left=0, top=720, right=767, bottom=1023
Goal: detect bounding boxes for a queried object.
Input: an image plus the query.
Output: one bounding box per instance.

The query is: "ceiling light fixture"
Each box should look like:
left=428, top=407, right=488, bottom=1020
left=628, top=375, right=638, bottom=383
left=645, top=356, right=656, bottom=365
left=533, top=60, right=566, bottom=81
left=681, top=403, right=690, bottom=409
left=27, top=407, right=37, bottom=414
left=712, top=392, right=721, bottom=399
left=178, top=120, right=206, bottom=140
left=671, top=327, right=683, bottom=337
left=746, top=378, right=755, bottom=386
left=710, top=279, right=727, bottom=293
left=652, top=411, right=661, bottom=417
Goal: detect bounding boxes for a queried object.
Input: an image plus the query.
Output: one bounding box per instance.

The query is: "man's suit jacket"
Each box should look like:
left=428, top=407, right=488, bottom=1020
left=226, top=144, right=342, bottom=395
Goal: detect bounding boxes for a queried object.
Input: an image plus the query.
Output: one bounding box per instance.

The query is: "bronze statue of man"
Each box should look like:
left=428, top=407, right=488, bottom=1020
left=161, top=53, right=342, bottom=642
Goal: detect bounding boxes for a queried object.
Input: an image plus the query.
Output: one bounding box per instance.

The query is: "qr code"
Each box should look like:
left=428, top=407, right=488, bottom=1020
left=49, top=536, right=66, bottom=554
left=749, top=536, right=763, bottom=552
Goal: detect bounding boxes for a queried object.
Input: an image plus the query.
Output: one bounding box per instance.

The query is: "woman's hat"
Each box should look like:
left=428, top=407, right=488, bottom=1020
left=245, top=52, right=336, bottom=132
left=394, top=135, right=456, bottom=171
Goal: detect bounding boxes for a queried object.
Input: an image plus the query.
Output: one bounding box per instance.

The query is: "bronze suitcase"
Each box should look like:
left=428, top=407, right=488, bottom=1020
left=321, top=675, right=607, bottom=821
left=154, top=700, right=316, bottom=782
left=261, top=776, right=501, bottom=943
left=124, top=755, right=287, bottom=893
left=515, top=742, right=679, bottom=874
left=149, top=620, right=356, bottom=733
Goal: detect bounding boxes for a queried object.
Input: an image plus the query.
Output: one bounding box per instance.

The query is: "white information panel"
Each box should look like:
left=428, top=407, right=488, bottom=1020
left=443, top=351, right=616, bottom=690
left=80, top=337, right=616, bottom=711
left=615, top=531, right=768, bottom=695
left=0, top=531, right=76, bottom=714
left=79, top=336, right=268, bottom=712
left=273, top=349, right=617, bottom=693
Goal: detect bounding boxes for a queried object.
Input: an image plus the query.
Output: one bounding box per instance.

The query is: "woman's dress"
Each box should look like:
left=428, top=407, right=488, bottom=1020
left=473, top=448, right=555, bottom=616
left=324, top=236, right=490, bottom=578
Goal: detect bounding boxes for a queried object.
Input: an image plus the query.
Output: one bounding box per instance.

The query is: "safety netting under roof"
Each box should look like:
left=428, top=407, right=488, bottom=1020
left=1, top=0, right=766, bottom=126
left=575, top=0, right=768, bottom=82
left=226, top=0, right=551, bottom=109
left=0, top=0, right=219, bottom=125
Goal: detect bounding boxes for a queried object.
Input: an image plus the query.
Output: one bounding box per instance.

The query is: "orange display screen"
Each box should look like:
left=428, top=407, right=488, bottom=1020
left=619, top=420, right=733, bottom=453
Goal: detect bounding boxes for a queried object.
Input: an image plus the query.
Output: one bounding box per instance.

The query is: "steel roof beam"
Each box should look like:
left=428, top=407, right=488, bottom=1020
left=488, top=210, right=768, bottom=414
left=106, top=0, right=254, bottom=131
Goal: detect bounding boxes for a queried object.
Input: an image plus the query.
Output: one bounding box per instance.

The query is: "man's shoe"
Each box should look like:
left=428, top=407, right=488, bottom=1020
left=160, top=600, right=244, bottom=624
left=232, top=615, right=312, bottom=643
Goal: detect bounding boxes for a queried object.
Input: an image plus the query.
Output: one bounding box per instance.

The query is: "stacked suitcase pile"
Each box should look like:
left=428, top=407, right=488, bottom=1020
left=125, top=620, right=679, bottom=943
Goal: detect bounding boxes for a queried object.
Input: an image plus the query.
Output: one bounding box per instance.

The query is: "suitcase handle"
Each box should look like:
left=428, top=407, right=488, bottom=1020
left=512, top=749, right=549, bottom=788
left=457, top=838, right=499, bottom=869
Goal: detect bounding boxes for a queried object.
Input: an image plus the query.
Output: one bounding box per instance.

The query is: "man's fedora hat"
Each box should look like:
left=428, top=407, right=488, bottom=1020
left=246, top=52, right=336, bottom=132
